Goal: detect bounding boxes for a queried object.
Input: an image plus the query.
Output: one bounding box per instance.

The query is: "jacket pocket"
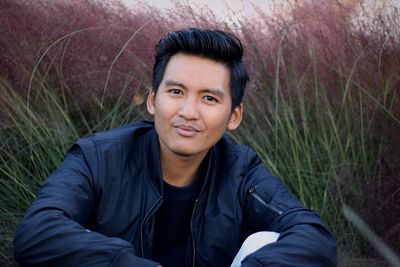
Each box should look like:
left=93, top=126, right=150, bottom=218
left=248, top=185, right=283, bottom=216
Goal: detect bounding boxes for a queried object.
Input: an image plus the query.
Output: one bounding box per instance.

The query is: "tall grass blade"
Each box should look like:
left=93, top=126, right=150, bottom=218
left=343, top=205, right=400, bottom=267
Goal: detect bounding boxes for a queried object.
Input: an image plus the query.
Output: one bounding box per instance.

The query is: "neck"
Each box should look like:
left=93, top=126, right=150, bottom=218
left=159, top=148, right=208, bottom=187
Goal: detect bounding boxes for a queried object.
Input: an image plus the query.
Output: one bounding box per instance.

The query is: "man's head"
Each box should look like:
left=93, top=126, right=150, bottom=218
left=147, top=28, right=248, bottom=159
left=152, top=28, right=248, bottom=111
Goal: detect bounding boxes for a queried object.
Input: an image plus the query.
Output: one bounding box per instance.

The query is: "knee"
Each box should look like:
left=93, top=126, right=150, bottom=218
left=231, top=231, right=279, bottom=267
left=242, top=231, right=280, bottom=248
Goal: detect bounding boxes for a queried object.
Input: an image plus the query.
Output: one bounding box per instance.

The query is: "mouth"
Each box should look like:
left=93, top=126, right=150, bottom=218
left=173, top=123, right=201, bottom=137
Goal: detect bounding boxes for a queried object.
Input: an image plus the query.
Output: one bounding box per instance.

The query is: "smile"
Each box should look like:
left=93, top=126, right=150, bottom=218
left=174, top=124, right=201, bottom=137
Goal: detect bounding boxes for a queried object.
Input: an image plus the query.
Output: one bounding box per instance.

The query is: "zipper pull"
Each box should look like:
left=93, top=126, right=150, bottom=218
left=249, top=185, right=257, bottom=193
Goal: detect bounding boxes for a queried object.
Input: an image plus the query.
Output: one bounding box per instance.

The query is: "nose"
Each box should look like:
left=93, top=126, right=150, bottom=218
left=178, top=97, right=199, bottom=120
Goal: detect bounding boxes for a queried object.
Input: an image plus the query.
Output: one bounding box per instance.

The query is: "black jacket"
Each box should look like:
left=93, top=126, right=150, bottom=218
left=14, top=120, right=336, bottom=266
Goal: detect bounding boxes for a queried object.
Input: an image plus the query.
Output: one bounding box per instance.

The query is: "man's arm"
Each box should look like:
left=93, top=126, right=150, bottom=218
left=239, top=152, right=336, bottom=267
left=13, top=144, right=159, bottom=267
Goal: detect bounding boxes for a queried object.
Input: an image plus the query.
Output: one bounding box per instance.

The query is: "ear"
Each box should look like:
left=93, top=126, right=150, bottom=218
left=227, top=103, right=243, bottom=131
left=146, top=88, right=155, bottom=115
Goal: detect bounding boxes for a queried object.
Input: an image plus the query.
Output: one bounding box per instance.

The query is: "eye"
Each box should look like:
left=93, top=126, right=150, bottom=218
left=203, top=95, right=218, bottom=103
left=168, top=89, right=182, bottom=95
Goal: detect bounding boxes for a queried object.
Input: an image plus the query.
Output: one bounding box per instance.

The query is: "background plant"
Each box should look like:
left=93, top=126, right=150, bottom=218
left=1, top=0, right=399, bottom=266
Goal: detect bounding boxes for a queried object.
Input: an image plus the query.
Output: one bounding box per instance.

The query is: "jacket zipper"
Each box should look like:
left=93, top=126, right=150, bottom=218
left=190, top=199, right=199, bottom=267
left=141, top=196, right=163, bottom=257
left=248, top=185, right=283, bottom=215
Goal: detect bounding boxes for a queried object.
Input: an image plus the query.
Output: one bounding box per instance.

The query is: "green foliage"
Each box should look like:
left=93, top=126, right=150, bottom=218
left=0, top=77, right=147, bottom=265
left=232, top=49, right=399, bottom=253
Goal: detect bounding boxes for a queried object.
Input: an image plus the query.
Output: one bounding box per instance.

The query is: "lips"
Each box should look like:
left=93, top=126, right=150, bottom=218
left=173, top=123, right=201, bottom=137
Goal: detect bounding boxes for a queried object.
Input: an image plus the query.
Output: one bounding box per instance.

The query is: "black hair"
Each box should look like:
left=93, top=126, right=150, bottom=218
left=152, top=28, right=249, bottom=110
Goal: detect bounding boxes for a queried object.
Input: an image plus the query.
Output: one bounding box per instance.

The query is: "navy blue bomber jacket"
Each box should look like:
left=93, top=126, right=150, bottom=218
left=14, top=120, right=336, bottom=266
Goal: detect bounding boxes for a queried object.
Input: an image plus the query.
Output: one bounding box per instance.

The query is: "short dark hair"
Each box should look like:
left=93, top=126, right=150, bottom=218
left=152, top=28, right=249, bottom=110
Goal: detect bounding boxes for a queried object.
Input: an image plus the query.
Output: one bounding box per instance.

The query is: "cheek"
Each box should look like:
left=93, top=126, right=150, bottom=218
left=208, top=108, right=231, bottom=124
left=206, top=114, right=230, bottom=133
left=154, top=100, right=171, bottom=118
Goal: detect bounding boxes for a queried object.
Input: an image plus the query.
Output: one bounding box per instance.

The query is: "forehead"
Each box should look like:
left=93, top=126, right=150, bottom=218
left=161, top=53, right=231, bottom=91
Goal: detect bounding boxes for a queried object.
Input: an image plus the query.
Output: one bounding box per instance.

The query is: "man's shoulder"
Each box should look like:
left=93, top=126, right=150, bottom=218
left=72, top=120, right=154, bottom=159
left=217, top=134, right=260, bottom=164
left=80, top=120, right=154, bottom=145
left=68, top=120, right=155, bottom=170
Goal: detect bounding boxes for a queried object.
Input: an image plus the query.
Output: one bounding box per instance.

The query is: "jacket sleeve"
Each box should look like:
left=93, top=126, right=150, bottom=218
left=13, top=143, right=159, bottom=267
left=239, top=152, right=337, bottom=267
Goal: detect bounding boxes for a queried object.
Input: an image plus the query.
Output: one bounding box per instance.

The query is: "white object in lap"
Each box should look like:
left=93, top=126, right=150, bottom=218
left=231, top=231, right=280, bottom=267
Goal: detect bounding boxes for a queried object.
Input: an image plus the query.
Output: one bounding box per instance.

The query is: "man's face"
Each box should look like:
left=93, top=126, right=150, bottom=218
left=147, top=53, right=243, bottom=159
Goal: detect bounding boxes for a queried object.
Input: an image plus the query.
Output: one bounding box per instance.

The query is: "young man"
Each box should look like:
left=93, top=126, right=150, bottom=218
left=14, top=28, right=336, bottom=266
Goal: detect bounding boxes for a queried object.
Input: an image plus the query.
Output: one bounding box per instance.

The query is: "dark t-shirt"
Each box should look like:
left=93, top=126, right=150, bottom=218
left=151, top=175, right=203, bottom=267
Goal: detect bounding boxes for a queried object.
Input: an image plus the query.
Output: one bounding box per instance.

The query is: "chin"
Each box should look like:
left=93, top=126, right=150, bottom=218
left=170, top=146, right=201, bottom=158
left=173, top=150, right=193, bottom=157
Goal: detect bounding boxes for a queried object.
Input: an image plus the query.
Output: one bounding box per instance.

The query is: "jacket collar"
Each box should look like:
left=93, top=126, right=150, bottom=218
left=143, top=126, right=164, bottom=194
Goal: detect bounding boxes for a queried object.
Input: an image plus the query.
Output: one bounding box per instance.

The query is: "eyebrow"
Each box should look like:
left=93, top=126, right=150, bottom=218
left=164, top=80, right=187, bottom=89
left=164, top=79, right=226, bottom=99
